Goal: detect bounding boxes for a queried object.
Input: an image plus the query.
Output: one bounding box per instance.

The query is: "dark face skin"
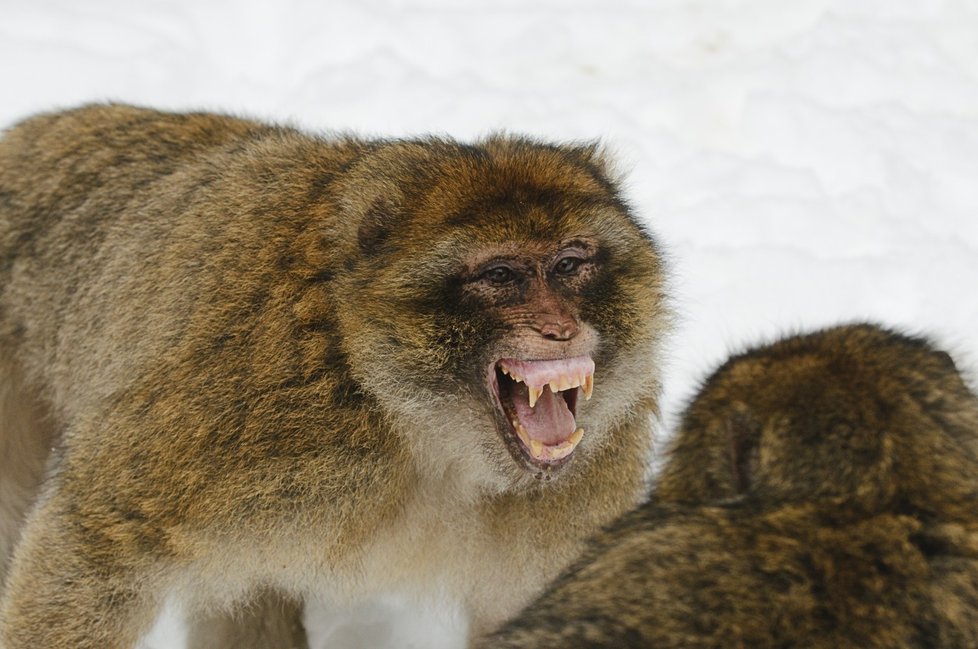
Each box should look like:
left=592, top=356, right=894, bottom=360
left=458, top=237, right=601, bottom=473
left=461, top=238, right=596, bottom=344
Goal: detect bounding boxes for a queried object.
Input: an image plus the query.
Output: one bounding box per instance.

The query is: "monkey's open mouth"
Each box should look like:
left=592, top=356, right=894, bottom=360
left=490, top=356, right=594, bottom=468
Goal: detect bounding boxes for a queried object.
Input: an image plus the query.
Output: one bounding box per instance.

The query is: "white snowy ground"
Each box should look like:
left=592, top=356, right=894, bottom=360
left=3, top=0, right=978, bottom=647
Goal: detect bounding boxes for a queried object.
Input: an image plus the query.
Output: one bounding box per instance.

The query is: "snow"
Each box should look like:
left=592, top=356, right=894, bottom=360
left=2, top=1, right=977, bottom=647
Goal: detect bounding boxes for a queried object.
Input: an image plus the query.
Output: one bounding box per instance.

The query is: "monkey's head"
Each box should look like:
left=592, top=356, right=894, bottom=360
left=657, top=324, right=978, bottom=516
left=330, top=137, right=668, bottom=489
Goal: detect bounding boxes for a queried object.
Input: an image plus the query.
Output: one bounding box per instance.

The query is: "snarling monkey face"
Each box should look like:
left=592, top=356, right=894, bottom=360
left=333, top=137, right=667, bottom=486
left=470, top=237, right=599, bottom=471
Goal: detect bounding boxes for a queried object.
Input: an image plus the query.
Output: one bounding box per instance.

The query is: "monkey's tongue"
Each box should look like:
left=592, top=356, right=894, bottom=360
left=497, top=356, right=592, bottom=462
left=511, top=384, right=576, bottom=446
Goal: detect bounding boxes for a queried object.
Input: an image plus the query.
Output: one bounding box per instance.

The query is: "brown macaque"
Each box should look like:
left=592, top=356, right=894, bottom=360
left=480, top=324, right=978, bottom=648
left=0, top=104, right=669, bottom=648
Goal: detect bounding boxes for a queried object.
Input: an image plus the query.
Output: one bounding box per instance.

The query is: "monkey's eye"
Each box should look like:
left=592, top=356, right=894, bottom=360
left=553, top=255, right=585, bottom=276
left=482, top=265, right=516, bottom=285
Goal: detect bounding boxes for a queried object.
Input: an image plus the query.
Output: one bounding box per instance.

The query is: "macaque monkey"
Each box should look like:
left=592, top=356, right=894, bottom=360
left=0, top=104, right=669, bottom=648
left=481, top=324, right=978, bottom=648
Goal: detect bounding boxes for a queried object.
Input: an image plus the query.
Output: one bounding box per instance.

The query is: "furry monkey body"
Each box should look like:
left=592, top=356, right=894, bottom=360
left=0, top=105, right=669, bottom=647
left=482, top=325, right=978, bottom=648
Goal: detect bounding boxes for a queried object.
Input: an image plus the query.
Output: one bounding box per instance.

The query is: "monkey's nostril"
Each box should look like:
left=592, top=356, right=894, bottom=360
left=540, top=321, right=578, bottom=340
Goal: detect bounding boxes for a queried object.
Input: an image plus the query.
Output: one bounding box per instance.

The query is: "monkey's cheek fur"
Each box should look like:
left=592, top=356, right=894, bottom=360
left=488, top=356, right=594, bottom=472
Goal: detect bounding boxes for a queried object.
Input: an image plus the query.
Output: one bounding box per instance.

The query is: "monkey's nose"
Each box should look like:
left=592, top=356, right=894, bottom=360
left=538, top=318, right=579, bottom=341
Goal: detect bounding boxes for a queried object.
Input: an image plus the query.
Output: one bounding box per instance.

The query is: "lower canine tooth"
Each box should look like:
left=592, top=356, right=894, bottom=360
left=569, top=427, right=584, bottom=446
left=529, top=438, right=544, bottom=458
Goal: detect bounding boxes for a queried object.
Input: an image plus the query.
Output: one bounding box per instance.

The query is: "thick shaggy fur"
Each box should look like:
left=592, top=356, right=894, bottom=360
left=481, top=324, right=978, bottom=648
left=0, top=104, right=669, bottom=648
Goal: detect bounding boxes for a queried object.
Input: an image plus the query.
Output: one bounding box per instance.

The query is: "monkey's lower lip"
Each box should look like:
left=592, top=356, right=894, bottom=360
left=489, top=356, right=594, bottom=468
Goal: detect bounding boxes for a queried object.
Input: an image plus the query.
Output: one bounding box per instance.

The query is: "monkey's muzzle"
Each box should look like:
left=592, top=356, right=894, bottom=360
left=491, top=356, right=594, bottom=467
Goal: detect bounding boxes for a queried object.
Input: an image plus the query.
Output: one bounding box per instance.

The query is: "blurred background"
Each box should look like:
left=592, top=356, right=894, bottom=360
left=3, top=0, right=977, bottom=646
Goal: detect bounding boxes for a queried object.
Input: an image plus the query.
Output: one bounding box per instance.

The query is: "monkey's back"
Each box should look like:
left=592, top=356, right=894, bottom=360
left=0, top=105, right=356, bottom=418
left=0, top=105, right=400, bottom=530
left=481, top=325, right=978, bottom=648
left=483, top=500, right=978, bottom=648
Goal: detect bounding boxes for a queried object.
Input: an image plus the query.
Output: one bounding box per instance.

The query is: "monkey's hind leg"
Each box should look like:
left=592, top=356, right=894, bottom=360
left=0, top=492, right=163, bottom=649
left=0, top=353, right=56, bottom=587
left=186, top=589, right=309, bottom=649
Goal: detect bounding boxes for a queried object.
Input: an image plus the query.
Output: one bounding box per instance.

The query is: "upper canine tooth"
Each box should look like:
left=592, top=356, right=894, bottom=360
left=583, top=374, right=593, bottom=400
left=528, top=386, right=543, bottom=408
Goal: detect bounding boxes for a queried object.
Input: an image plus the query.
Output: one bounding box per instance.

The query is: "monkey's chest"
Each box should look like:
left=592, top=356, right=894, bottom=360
left=348, top=498, right=561, bottom=632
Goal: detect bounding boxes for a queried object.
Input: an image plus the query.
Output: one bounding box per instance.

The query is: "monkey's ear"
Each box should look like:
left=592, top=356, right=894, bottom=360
left=725, top=407, right=759, bottom=494
left=340, top=142, right=423, bottom=256
left=357, top=199, right=396, bottom=255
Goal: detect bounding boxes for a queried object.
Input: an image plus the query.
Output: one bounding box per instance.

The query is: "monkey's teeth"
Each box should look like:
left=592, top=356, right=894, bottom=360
left=530, top=373, right=594, bottom=406
left=547, top=427, right=585, bottom=461
left=516, top=425, right=586, bottom=462
left=529, top=438, right=544, bottom=458
left=569, top=427, right=584, bottom=446
left=535, top=373, right=593, bottom=399
left=514, top=421, right=532, bottom=448
left=497, top=358, right=595, bottom=405
left=499, top=363, right=525, bottom=383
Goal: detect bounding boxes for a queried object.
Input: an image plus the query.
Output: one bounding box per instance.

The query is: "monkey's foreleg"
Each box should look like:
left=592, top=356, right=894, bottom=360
left=0, top=495, right=161, bottom=649
left=186, top=589, right=308, bottom=649
left=0, top=353, right=56, bottom=587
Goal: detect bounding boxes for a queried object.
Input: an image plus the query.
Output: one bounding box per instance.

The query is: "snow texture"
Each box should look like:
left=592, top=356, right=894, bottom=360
left=2, top=1, right=977, bottom=647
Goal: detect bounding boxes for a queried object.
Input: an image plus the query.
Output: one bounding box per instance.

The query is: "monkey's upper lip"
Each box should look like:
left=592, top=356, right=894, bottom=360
left=490, top=356, right=594, bottom=467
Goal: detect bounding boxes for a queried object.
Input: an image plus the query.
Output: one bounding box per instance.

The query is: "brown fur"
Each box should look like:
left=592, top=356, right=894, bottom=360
left=480, top=324, right=978, bottom=647
left=0, top=104, right=669, bottom=648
